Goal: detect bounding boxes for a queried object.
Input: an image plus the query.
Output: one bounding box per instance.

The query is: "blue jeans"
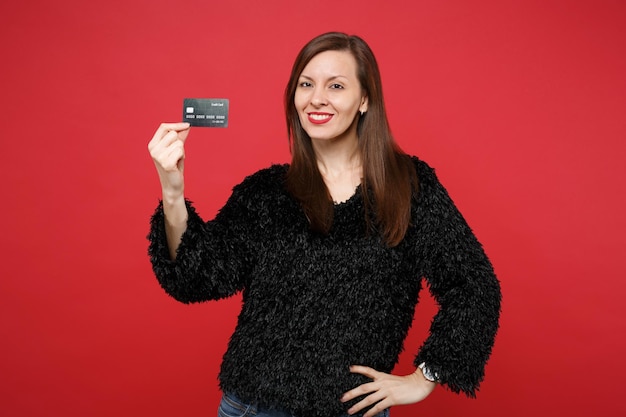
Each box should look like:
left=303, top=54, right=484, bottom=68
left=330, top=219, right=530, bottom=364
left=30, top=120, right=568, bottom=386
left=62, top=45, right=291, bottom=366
left=218, top=392, right=390, bottom=417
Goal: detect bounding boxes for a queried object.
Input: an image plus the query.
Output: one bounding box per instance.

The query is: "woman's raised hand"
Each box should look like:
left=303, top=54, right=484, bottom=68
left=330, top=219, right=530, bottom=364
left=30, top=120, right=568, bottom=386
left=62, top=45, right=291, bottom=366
left=148, top=122, right=191, bottom=259
left=148, top=122, right=191, bottom=201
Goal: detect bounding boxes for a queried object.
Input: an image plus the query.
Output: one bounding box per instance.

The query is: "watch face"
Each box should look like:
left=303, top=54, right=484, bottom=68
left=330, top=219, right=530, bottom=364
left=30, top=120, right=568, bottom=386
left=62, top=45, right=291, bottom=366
left=420, top=364, right=437, bottom=382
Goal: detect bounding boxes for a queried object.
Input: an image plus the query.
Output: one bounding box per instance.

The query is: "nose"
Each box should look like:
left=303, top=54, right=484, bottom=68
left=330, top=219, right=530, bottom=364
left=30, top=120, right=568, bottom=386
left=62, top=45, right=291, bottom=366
left=310, top=87, right=327, bottom=107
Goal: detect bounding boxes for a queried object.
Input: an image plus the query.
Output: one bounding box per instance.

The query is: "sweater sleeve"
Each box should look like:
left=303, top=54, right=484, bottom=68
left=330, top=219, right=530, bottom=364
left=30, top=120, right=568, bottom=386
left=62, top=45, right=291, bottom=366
left=147, top=179, right=259, bottom=304
left=413, top=162, right=502, bottom=397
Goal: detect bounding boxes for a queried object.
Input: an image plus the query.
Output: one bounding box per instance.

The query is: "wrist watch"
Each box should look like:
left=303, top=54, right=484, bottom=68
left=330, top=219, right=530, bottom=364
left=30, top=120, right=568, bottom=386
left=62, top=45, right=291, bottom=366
left=418, top=362, right=439, bottom=382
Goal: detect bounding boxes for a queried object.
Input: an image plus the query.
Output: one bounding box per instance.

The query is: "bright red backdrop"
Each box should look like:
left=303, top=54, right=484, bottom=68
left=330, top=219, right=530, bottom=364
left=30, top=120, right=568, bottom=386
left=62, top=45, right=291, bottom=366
left=1, top=0, right=625, bottom=416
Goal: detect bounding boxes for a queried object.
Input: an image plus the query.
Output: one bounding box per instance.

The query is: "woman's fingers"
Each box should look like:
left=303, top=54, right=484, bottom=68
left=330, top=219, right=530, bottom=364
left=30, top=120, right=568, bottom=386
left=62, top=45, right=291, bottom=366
left=340, top=366, right=380, bottom=402
left=149, top=123, right=190, bottom=156
left=160, top=140, right=185, bottom=171
left=341, top=380, right=377, bottom=403
left=350, top=365, right=379, bottom=379
left=347, top=389, right=387, bottom=412
left=149, top=123, right=190, bottom=170
left=177, top=125, right=191, bottom=142
left=151, top=122, right=191, bottom=143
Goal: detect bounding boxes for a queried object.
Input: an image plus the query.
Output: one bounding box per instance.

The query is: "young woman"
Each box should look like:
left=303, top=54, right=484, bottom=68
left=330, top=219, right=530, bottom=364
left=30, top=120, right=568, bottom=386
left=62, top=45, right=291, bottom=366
left=148, top=32, right=501, bottom=417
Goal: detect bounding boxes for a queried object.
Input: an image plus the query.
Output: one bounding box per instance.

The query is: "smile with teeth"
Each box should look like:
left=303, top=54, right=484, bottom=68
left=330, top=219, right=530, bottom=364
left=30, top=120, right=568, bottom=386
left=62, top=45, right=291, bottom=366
left=307, top=112, right=334, bottom=124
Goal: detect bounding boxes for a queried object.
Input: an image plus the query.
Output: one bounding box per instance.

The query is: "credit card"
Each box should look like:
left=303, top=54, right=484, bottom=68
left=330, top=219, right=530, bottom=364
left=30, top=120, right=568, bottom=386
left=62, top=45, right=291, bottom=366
left=182, top=98, right=229, bottom=127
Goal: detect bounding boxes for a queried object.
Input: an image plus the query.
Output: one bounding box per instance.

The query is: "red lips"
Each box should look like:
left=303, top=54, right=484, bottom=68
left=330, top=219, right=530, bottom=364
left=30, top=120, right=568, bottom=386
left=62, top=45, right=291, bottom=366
left=307, top=112, right=334, bottom=124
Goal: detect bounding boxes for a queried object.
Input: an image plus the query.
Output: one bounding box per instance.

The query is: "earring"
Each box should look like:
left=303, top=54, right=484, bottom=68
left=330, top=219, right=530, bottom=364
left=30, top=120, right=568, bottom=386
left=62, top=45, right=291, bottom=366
left=360, top=110, right=365, bottom=116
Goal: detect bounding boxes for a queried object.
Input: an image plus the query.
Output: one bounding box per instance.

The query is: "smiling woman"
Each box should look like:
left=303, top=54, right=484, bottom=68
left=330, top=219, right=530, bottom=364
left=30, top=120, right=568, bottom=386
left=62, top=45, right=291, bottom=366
left=294, top=50, right=369, bottom=203
left=295, top=50, right=368, bottom=141
left=284, top=34, right=420, bottom=243
left=147, top=32, right=501, bottom=417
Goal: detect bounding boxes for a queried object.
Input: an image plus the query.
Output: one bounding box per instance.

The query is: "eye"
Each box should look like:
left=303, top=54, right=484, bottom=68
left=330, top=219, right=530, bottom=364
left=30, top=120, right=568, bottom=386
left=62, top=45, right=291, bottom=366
left=330, top=83, right=344, bottom=89
left=298, top=81, right=312, bottom=88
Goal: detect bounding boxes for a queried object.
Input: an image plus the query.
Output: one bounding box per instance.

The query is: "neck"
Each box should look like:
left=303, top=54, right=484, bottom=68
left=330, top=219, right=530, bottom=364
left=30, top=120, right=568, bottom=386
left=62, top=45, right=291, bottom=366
left=312, top=136, right=361, bottom=181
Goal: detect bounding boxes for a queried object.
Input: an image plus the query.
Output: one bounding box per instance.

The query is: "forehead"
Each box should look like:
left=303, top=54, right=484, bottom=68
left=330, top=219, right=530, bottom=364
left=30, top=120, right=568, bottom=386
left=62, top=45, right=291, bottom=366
left=300, top=50, right=359, bottom=79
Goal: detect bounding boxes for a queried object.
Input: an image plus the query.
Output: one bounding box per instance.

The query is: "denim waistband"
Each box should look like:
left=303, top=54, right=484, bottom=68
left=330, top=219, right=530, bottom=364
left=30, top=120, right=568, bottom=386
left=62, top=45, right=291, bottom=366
left=218, top=392, right=390, bottom=417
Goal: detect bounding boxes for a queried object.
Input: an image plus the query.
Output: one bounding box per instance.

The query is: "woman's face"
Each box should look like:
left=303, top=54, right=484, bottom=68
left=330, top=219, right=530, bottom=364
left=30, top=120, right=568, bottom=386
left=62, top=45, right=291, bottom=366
left=294, top=50, right=368, bottom=143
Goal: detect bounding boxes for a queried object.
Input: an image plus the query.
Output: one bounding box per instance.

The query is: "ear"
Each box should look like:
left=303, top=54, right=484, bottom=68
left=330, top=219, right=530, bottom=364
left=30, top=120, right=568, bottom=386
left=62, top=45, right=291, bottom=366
left=359, top=95, right=369, bottom=114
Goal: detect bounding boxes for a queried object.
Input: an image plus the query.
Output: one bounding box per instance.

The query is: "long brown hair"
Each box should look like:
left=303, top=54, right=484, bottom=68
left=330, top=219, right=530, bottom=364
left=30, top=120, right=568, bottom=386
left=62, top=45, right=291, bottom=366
left=285, top=32, right=418, bottom=247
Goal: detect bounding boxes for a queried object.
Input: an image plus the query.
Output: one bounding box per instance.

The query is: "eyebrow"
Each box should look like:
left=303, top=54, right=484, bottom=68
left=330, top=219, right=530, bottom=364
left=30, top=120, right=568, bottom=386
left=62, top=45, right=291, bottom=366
left=299, top=74, right=350, bottom=82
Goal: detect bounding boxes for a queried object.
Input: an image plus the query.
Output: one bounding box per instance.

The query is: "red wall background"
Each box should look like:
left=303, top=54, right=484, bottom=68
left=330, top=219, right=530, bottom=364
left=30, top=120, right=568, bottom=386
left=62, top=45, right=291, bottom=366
left=1, top=0, right=625, bottom=416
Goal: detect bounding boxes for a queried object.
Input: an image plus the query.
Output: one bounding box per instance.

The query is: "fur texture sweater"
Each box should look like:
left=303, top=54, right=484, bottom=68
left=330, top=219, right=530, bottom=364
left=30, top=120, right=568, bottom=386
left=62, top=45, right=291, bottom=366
left=148, top=157, right=501, bottom=417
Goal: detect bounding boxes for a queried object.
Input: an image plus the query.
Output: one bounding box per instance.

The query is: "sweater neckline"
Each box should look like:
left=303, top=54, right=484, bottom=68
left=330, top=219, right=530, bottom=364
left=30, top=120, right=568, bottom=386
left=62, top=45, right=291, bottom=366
left=333, top=184, right=362, bottom=207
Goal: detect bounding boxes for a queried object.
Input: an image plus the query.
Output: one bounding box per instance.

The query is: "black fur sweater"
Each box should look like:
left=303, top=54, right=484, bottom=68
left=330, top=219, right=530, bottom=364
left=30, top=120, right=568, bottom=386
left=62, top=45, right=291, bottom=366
left=148, top=157, right=501, bottom=417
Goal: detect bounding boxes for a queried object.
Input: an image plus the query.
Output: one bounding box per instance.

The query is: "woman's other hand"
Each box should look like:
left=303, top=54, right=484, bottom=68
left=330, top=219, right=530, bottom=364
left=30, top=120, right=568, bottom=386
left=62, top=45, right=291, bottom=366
left=341, top=365, right=436, bottom=417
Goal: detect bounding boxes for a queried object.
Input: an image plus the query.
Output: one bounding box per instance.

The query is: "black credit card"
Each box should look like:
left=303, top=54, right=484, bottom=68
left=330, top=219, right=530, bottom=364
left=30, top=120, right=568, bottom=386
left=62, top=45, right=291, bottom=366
left=183, top=98, right=229, bottom=127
